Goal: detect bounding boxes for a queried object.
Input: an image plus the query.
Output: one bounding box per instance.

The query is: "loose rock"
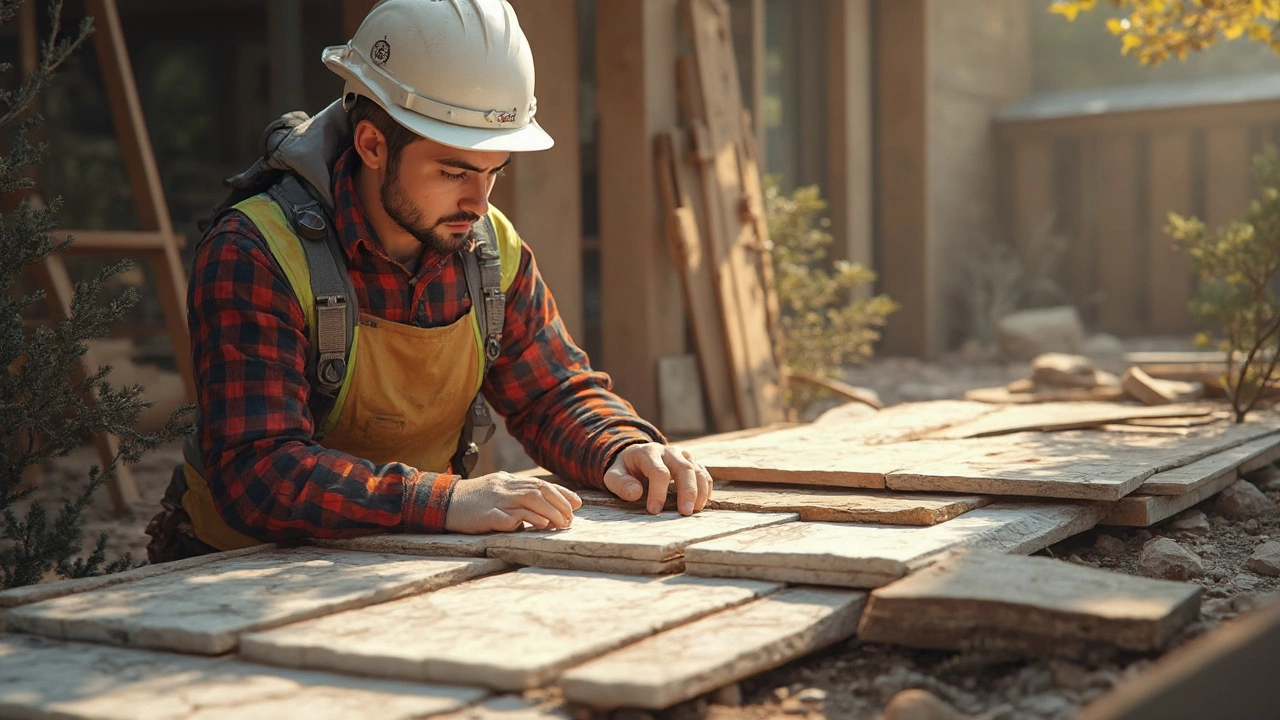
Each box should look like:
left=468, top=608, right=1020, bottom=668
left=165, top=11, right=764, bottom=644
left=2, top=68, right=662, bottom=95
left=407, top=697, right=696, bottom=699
left=996, top=307, right=1085, bottom=360
left=1138, top=537, right=1206, bottom=580
left=1243, top=464, right=1280, bottom=493
left=1092, top=534, right=1126, bottom=556
left=796, top=688, right=827, bottom=704
left=880, top=689, right=966, bottom=720
left=1247, top=541, right=1280, bottom=577
left=1214, top=481, right=1274, bottom=521
left=1168, top=511, right=1210, bottom=535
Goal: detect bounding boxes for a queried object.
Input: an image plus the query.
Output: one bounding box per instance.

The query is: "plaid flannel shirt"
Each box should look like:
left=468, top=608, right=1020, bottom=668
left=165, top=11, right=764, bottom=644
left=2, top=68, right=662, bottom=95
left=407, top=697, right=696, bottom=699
left=188, top=148, right=663, bottom=541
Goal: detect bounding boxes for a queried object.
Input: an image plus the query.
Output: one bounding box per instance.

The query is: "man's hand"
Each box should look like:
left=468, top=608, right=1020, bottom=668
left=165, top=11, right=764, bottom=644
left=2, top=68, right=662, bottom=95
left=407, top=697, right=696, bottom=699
left=444, top=473, right=582, bottom=534
left=603, top=443, right=712, bottom=516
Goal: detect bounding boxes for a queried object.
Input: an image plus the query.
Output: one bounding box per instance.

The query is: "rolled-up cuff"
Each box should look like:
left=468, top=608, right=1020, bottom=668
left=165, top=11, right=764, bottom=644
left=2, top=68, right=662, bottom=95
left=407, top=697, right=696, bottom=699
left=401, top=471, right=459, bottom=533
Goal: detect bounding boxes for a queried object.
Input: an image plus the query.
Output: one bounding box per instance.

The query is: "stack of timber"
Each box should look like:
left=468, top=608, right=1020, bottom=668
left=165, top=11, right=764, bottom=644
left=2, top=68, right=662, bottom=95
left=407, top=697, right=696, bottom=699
left=654, top=0, right=786, bottom=433
left=966, top=352, right=1209, bottom=406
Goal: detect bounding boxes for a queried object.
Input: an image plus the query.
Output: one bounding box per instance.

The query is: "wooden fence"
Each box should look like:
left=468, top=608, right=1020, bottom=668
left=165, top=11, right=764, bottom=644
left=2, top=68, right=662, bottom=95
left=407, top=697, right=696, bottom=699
left=994, top=74, right=1280, bottom=336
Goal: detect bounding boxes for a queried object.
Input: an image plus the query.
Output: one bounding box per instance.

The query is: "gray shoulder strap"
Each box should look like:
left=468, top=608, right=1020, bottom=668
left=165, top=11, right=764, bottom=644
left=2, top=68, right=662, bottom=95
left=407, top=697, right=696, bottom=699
left=454, top=215, right=504, bottom=476
left=267, top=174, right=357, bottom=436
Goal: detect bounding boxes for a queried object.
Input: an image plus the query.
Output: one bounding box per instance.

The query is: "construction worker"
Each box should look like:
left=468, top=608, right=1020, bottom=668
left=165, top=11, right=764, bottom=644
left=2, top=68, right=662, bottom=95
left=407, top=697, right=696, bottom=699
left=145, top=0, right=711, bottom=562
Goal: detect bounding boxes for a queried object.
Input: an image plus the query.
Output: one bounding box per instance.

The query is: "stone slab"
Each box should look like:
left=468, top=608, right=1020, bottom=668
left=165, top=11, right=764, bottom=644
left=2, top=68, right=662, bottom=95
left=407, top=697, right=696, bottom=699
left=924, top=402, right=1213, bottom=439
left=559, top=587, right=865, bottom=710
left=486, top=548, right=681, bottom=575
left=888, top=422, right=1280, bottom=501
left=0, top=633, right=486, bottom=720
left=4, top=548, right=507, bottom=654
left=433, top=696, right=572, bottom=720
left=964, top=385, right=1127, bottom=404
left=0, top=544, right=275, bottom=608
left=574, top=486, right=988, bottom=526
left=1138, top=433, right=1280, bottom=496
left=310, top=532, right=492, bottom=557
left=857, top=551, right=1201, bottom=654
left=240, top=568, right=780, bottom=691
left=1102, top=468, right=1241, bottom=527
left=481, top=505, right=797, bottom=566
left=684, top=503, right=1100, bottom=588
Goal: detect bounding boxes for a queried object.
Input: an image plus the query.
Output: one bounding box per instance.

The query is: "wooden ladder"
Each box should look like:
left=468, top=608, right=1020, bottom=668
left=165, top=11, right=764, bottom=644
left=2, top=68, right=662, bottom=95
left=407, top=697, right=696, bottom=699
left=21, top=0, right=194, bottom=512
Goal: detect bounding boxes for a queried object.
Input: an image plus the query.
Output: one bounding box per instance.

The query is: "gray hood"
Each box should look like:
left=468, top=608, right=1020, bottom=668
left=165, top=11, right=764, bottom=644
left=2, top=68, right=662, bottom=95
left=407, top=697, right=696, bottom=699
left=223, top=100, right=352, bottom=211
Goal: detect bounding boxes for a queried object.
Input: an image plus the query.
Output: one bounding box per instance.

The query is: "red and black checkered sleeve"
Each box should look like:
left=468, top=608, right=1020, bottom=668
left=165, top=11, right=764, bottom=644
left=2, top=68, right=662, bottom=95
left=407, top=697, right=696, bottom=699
left=188, top=213, right=456, bottom=541
left=484, top=241, right=665, bottom=488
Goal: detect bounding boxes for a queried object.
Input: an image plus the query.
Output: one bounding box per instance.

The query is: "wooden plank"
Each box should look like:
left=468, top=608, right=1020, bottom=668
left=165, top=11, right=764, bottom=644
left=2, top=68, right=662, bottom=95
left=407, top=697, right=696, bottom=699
left=0, top=545, right=274, bottom=609
left=1122, top=367, right=1203, bottom=405
left=1146, top=130, right=1195, bottom=333
left=684, top=503, right=1101, bottom=588
left=87, top=0, right=194, bottom=403
left=0, top=634, right=487, bottom=720
left=891, top=421, right=1280, bottom=501
left=925, top=402, right=1214, bottom=440
left=684, top=0, right=785, bottom=426
left=1101, top=472, right=1241, bottom=527
left=574, top=485, right=989, bottom=526
left=560, top=587, right=865, bottom=709
left=964, top=385, right=1127, bottom=404
left=1206, top=126, right=1254, bottom=227
left=1141, top=427, right=1280, bottom=497
left=1011, top=140, right=1056, bottom=262
left=823, top=0, right=873, bottom=274
left=596, top=0, right=685, bottom=422
left=1075, top=591, right=1280, bottom=720
left=656, top=131, right=738, bottom=432
left=737, top=121, right=784, bottom=358
left=5, top=548, right=507, bottom=655
left=239, top=568, right=779, bottom=691
left=309, top=533, right=492, bottom=558
left=501, top=0, right=584, bottom=341
left=657, top=354, right=709, bottom=436
left=482, top=505, right=797, bottom=573
left=61, top=230, right=184, bottom=252
left=873, top=0, right=929, bottom=355
left=857, top=551, right=1201, bottom=655
left=1095, top=134, right=1143, bottom=334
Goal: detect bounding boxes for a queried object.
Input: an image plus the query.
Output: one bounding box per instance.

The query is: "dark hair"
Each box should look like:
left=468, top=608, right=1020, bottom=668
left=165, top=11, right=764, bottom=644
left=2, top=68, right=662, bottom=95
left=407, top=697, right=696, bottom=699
left=346, top=94, right=421, bottom=175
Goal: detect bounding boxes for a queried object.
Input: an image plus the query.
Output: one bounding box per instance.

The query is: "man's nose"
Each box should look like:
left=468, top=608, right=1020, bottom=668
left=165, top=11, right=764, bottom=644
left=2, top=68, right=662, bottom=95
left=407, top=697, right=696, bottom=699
left=458, top=175, right=490, bottom=218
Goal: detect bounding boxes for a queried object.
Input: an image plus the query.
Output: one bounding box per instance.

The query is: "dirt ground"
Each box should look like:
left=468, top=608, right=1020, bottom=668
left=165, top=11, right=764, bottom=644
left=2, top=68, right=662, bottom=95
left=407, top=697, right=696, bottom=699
left=33, top=335, right=1280, bottom=720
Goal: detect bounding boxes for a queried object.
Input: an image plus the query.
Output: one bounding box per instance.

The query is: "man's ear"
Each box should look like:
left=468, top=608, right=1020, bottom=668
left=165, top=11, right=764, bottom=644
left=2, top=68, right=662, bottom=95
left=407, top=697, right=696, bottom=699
left=352, top=120, right=387, bottom=173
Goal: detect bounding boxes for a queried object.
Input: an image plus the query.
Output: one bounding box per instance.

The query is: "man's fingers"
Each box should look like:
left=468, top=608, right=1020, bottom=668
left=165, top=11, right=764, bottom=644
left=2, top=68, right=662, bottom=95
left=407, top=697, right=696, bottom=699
left=551, top=483, right=584, bottom=510
left=666, top=452, right=699, bottom=516
left=513, top=488, right=572, bottom=529
left=483, top=507, right=528, bottom=532
left=682, top=449, right=713, bottom=512
left=635, top=446, right=673, bottom=514
left=603, top=469, right=645, bottom=502
left=537, top=481, right=578, bottom=521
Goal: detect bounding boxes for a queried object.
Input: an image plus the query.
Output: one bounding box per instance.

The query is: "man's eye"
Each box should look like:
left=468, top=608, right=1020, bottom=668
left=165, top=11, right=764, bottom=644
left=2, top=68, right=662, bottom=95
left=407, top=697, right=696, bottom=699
left=442, top=170, right=467, bottom=181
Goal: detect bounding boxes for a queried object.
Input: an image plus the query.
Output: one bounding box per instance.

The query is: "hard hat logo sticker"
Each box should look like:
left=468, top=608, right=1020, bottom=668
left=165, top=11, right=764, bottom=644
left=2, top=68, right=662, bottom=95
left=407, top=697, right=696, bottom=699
left=371, top=37, right=391, bottom=67
left=485, top=109, right=518, bottom=125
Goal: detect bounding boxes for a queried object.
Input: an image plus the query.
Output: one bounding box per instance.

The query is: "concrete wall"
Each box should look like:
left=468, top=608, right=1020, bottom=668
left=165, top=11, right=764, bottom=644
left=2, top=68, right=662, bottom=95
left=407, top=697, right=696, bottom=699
left=926, top=0, right=1032, bottom=351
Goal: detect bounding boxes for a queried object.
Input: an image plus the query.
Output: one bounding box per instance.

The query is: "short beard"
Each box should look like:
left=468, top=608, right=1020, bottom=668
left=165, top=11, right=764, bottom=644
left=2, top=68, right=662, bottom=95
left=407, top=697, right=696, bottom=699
left=380, top=169, right=478, bottom=255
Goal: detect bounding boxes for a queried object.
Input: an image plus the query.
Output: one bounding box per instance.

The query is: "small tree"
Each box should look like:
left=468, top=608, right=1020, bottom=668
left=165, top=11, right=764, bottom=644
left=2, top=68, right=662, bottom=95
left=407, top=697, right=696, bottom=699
left=1166, top=146, right=1280, bottom=423
left=765, top=182, right=898, bottom=410
left=1050, top=0, right=1280, bottom=65
left=0, top=0, right=192, bottom=588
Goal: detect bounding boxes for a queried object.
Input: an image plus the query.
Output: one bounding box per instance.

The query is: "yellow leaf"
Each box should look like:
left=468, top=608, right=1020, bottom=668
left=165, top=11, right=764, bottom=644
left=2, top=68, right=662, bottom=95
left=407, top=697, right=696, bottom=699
left=1122, top=32, right=1144, bottom=51
left=1248, top=23, right=1273, bottom=41
left=1224, top=22, right=1246, bottom=39
left=1107, top=17, right=1125, bottom=34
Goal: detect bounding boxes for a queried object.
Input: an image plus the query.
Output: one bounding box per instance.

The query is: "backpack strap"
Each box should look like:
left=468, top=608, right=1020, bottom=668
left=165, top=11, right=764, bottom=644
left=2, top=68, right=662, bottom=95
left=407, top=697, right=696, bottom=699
left=452, top=215, right=504, bottom=477
left=266, top=174, right=357, bottom=438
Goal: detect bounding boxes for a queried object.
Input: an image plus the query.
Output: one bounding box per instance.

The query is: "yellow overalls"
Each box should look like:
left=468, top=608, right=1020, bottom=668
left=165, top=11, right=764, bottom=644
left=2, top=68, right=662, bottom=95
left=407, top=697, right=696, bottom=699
left=181, top=194, right=521, bottom=550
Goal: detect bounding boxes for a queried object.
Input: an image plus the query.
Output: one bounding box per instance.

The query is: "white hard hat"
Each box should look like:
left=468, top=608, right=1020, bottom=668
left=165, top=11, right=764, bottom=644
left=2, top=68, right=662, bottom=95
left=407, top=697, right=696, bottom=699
left=322, top=0, right=553, bottom=152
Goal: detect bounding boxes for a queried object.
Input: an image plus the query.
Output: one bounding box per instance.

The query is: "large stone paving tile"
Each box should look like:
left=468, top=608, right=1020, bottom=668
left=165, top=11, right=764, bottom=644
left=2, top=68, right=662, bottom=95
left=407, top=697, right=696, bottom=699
left=5, top=547, right=507, bottom=654
left=0, top=633, right=486, bottom=720
left=240, top=567, right=779, bottom=691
